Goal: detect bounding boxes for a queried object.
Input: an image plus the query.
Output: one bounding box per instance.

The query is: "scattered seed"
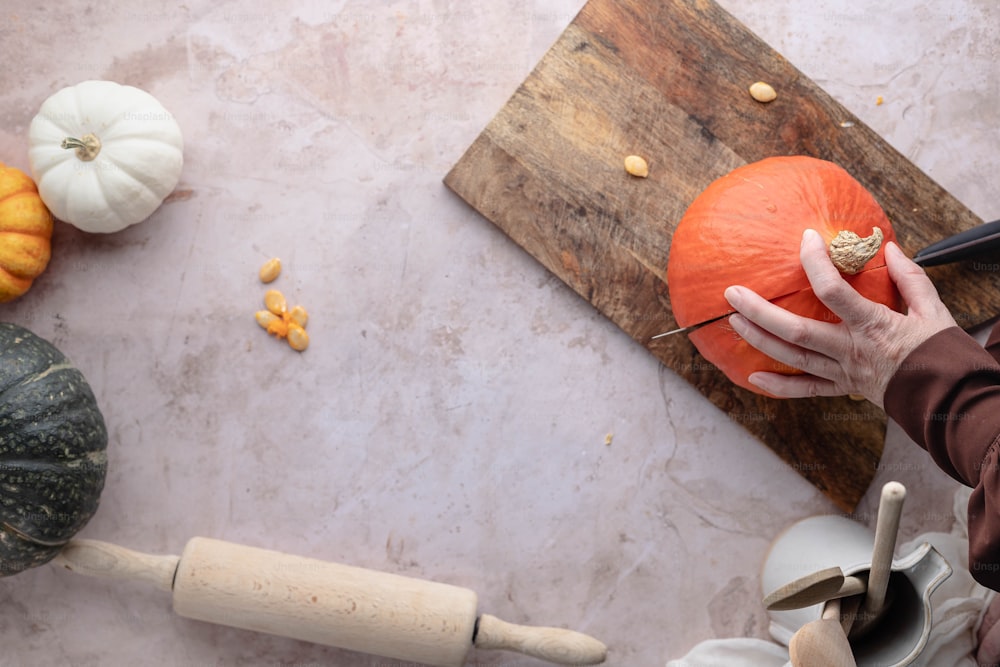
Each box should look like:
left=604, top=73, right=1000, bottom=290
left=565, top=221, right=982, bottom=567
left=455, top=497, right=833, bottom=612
left=255, top=264, right=309, bottom=352
left=876, top=95, right=884, bottom=106
left=624, top=155, right=649, bottom=178
left=264, top=289, right=287, bottom=315
left=256, top=310, right=288, bottom=337
left=289, top=305, right=308, bottom=328
left=255, top=310, right=280, bottom=330
left=287, top=324, right=310, bottom=351
left=749, top=81, right=777, bottom=103
left=259, top=257, right=282, bottom=283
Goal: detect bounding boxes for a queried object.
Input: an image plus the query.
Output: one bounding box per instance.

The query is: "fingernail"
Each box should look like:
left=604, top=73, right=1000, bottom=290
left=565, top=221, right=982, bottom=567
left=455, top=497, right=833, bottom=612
left=802, top=228, right=820, bottom=245
left=886, top=241, right=904, bottom=259
left=724, top=286, right=743, bottom=308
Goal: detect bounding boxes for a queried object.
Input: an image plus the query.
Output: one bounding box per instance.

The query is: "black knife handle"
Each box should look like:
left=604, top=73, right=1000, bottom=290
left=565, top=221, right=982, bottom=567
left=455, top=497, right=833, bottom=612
left=913, top=218, right=1000, bottom=267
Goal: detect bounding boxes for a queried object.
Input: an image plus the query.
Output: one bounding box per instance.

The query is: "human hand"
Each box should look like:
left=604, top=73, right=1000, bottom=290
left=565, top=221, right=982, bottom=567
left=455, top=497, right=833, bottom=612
left=978, top=593, right=1000, bottom=666
left=723, top=228, right=957, bottom=407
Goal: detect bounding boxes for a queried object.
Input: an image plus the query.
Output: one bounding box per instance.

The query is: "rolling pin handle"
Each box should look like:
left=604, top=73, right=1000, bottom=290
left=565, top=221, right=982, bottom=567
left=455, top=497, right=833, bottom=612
left=54, top=539, right=180, bottom=593
left=473, top=613, right=607, bottom=665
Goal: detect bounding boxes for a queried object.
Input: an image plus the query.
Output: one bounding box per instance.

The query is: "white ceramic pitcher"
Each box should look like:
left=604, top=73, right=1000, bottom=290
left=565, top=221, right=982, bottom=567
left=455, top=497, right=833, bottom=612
left=761, top=515, right=952, bottom=667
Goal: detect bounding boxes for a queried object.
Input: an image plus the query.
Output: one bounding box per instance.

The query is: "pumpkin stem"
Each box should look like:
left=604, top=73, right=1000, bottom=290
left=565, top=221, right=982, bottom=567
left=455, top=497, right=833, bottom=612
left=60, top=133, right=101, bottom=162
left=828, top=227, right=884, bottom=274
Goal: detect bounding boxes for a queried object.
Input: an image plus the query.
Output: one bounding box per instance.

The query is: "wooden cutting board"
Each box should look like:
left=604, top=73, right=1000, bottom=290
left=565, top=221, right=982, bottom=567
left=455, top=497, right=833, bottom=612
left=444, top=0, right=1000, bottom=511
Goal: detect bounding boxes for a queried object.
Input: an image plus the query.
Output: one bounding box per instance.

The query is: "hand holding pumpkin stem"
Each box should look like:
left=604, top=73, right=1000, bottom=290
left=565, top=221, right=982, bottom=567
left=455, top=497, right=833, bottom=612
left=723, top=228, right=957, bottom=407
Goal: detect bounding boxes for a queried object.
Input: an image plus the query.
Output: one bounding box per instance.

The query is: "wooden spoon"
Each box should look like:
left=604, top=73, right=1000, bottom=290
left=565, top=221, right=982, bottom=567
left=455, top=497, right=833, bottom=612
left=763, top=566, right=866, bottom=611
left=850, top=481, right=906, bottom=638
left=789, top=598, right=857, bottom=667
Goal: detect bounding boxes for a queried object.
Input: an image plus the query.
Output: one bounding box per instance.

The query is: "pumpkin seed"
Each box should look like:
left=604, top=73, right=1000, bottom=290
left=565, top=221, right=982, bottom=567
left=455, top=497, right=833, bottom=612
left=257, top=285, right=309, bottom=351
left=289, top=305, right=308, bottom=328
left=264, top=289, right=287, bottom=315
left=255, top=310, right=279, bottom=329
left=287, top=324, right=310, bottom=351
left=259, top=257, right=281, bottom=283
left=749, top=81, right=777, bottom=103
left=255, top=310, right=288, bottom=337
left=624, top=155, right=649, bottom=178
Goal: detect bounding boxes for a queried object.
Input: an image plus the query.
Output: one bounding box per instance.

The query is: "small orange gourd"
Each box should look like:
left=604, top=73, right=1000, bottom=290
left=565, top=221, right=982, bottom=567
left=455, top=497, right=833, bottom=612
left=666, top=156, right=902, bottom=395
left=0, top=162, right=53, bottom=302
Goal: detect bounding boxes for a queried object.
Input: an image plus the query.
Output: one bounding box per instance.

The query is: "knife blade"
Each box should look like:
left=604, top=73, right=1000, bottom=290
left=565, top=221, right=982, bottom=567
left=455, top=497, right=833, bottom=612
left=652, top=219, right=1000, bottom=340
left=650, top=311, right=733, bottom=339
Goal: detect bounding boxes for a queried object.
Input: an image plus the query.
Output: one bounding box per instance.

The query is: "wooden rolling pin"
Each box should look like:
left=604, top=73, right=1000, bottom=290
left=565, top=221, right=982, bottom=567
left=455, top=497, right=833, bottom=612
left=54, top=537, right=607, bottom=667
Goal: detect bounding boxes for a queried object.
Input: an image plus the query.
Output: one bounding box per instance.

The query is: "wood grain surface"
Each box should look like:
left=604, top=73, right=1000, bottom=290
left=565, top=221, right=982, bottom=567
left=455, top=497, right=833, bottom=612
left=444, top=0, right=998, bottom=511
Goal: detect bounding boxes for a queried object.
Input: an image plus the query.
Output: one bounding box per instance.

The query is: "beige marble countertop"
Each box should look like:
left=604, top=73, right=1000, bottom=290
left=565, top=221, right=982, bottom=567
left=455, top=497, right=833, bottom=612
left=1, top=1, right=998, bottom=665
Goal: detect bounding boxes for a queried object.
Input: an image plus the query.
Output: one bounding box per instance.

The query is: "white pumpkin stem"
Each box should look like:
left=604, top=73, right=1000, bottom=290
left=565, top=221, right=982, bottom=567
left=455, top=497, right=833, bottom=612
left=60, top=133, right=101, bottom=161
left=828, top=227, right=884, bottom=274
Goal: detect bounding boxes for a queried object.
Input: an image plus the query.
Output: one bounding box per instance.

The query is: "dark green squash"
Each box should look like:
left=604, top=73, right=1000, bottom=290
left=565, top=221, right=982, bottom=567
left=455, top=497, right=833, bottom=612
left=0, top=322, right=107, bottom=576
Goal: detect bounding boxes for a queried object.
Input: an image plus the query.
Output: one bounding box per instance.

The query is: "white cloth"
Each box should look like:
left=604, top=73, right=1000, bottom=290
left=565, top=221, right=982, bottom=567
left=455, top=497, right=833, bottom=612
left=666, top=487, right=996, bottom=667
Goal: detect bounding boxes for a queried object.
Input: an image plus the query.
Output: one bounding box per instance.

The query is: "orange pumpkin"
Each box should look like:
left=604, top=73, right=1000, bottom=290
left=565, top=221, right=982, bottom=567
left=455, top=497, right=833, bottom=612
left=666, top=156, right=902, bottom=395
left=0, top=162, right=53, bottom=302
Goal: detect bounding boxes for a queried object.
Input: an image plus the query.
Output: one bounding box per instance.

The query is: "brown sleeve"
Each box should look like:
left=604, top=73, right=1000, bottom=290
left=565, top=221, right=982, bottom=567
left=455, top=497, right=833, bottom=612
left=986, top=320, right=1000, bottom=361
left=884, top=326, right=1000, bottom=590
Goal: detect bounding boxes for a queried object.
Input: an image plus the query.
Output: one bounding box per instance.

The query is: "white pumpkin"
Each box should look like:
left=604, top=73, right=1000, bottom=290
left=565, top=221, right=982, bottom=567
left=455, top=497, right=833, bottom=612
left=27, top=80, right=184, bottom=233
